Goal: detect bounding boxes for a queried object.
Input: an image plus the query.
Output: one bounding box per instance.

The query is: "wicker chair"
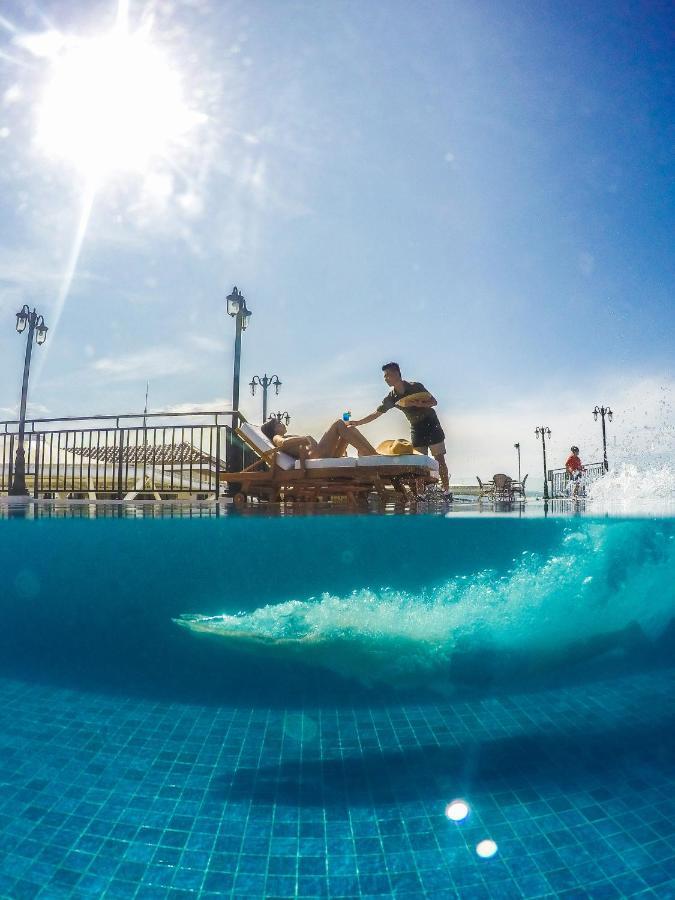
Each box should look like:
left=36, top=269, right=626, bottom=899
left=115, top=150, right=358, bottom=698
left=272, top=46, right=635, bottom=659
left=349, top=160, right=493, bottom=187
left=492, top=473, right=514, bottom=501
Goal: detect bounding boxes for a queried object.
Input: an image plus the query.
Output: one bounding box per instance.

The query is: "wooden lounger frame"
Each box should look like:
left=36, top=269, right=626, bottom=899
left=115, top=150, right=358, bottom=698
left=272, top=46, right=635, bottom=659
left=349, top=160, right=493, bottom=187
left=220, top=426, right=438, bottom=507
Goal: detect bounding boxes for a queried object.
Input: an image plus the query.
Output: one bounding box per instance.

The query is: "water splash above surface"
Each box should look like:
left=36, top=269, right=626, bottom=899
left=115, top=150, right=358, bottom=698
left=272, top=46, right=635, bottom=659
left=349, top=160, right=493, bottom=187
left=588, top=462, right=675, bottom=504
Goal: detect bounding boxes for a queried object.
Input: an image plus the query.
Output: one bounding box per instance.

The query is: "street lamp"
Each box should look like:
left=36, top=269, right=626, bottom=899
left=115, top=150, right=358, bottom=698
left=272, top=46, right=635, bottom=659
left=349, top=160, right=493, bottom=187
left=269, top=411, right=291, bottom=426
left=534, top=426, right=552, bottom=500
left=226, top=286, right=252, bottom=474
left=226, top=286, right=252, bottom=415
left=592, top=405, right=613, bottom=472
left=514, top=442, right=521, bottom=483
left=250, top=374, right=281, bottom=423
left=10, top=305, right=48, bottom=496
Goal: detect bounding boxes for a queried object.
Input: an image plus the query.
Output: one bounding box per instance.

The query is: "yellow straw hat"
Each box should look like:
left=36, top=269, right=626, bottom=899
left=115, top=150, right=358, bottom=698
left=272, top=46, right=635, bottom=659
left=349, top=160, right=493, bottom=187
left=376, top=438, right=420, bottom=455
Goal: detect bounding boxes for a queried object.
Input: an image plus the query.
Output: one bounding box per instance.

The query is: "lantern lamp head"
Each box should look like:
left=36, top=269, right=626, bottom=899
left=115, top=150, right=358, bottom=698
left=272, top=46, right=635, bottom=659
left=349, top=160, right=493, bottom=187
left=226, top=286, right=242, bottom=317
left=15, top=306, right=29, bottom=333
left=36, top=317, right=48, bottom=345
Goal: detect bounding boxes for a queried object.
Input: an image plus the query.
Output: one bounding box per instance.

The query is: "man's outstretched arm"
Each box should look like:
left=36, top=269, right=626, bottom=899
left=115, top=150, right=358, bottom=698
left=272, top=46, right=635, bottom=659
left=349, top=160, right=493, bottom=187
left=349, top=410, right=383, bottom=427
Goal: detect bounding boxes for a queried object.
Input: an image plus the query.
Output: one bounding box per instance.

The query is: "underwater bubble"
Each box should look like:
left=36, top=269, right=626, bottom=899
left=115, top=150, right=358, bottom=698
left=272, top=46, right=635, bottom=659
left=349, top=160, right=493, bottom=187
left=476, top=839, right=498, bottom=858
left=14, top=569, right=40, bottom=599
left=445, top=800, right=469, bottom=821
left=283, top=713, right=318, bottom=742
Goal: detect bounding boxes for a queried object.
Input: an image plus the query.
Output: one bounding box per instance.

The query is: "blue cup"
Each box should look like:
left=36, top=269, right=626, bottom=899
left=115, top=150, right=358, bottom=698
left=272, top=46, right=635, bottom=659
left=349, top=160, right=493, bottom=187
left=342, top=411, right=351, bottom=421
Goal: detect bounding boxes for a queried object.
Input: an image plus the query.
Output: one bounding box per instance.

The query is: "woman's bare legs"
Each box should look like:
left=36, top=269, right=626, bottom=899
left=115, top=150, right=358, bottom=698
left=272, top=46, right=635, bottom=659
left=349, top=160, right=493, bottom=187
left=333, top=435, right=349, bottom=457
left=311, top=420, right=377, bottom=458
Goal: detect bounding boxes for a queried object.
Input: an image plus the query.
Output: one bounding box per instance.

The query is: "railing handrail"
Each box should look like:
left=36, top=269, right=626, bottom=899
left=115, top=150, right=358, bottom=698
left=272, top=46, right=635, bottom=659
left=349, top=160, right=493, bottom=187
left=547, top=460, right=606, bottom=498
left=1, top=416, right=252, bottom=498
left=548, top=461, right=605, bottom=477
left=1, top=409, right=237, bottom=433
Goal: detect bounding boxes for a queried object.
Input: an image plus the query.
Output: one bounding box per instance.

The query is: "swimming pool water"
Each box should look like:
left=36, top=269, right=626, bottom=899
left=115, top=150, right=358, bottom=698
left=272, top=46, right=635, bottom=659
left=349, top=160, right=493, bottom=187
left=0, top=512, right=673, bottom=898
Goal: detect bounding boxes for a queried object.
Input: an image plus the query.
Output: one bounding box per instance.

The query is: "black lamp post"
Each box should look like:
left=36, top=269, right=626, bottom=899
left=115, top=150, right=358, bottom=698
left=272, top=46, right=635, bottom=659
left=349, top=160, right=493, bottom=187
left=250, top=374, right=281, bottom=423
left=514, top=442, right=521, bottom=483
left=10, top=305, right=48, bottom=496
left=269, top=411, right=291, bottom=426
left=226, top=286, right=252, bottom=415
left=592, top=405, right=613, bottom=472
left=226, top=286, right=252, bottom=473
left=534, top=426, right=552, bottom=500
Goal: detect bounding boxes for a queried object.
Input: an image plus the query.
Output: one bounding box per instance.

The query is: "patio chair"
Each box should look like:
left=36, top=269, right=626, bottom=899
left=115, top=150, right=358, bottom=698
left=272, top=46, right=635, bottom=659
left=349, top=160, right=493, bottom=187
left=511, top=473, right=528, bottom=500
left=476, top=476, right=495, bottom=500
left=221, top=419, right=439, bottom=506
left=492, top=473, right=514, bottom=501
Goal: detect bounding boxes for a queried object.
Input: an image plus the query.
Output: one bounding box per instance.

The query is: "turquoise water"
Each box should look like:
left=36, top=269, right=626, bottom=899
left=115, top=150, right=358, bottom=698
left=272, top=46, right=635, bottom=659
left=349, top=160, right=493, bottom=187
left=1, top=512, right=674, bottom=898
left=2, top=514, right=674, bottom=701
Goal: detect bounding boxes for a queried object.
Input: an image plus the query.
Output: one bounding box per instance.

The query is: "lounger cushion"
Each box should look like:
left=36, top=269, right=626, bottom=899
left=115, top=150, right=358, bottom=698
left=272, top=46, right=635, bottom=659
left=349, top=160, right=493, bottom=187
left=293, top=454, right=438, bottom=471
left=357, top=454, right=439, bottom=471
left=238, top=422, right=296, bottom=470
left=294, top=457, right=358, bottom=469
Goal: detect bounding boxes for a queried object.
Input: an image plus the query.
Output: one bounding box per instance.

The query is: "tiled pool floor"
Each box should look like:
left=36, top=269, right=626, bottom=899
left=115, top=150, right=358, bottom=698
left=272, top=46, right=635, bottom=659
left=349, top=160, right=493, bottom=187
left=0, top=669, right=674, bottom=899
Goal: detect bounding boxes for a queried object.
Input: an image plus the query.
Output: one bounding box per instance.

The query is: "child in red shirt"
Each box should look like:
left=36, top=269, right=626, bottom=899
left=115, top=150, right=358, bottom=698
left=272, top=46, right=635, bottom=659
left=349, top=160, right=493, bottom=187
left=565, top=446, right=584, bottom=497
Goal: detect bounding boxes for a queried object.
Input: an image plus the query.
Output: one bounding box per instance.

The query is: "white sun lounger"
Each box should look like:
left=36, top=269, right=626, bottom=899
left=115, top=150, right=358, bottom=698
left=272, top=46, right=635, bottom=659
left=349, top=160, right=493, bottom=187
left=222, top=420, right=438, bottom=506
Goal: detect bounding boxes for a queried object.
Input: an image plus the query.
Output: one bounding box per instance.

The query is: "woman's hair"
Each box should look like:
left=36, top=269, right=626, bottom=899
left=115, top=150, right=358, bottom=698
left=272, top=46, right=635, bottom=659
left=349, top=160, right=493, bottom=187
left=261, top=418, right=279, bottom=441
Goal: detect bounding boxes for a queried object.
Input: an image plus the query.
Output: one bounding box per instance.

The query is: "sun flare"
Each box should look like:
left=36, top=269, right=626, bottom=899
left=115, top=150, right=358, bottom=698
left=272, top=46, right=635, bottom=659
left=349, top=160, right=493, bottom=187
left=36, top=24, right=202, bottom=178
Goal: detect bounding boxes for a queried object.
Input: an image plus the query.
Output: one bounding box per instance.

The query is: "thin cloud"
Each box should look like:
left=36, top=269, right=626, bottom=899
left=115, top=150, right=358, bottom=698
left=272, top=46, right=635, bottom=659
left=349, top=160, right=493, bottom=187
left=165, top=397, right=230, bottom=414
left=0, top=247, right=100, bottom=312
left=0, top=401, right=50, bottom=419
left=188, top=334, right=227, bottom=353
left=92, top=347, right=194, bottom=382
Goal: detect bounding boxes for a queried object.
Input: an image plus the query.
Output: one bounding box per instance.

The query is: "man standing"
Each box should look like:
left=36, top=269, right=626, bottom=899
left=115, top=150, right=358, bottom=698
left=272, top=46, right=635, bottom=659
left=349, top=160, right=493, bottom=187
left=350, top=362, right=451, bottom=500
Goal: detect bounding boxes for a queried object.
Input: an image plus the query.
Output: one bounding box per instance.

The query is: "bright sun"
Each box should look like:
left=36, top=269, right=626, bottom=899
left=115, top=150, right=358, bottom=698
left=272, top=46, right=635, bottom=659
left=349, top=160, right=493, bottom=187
left=36, top=24, right=201, bottom=178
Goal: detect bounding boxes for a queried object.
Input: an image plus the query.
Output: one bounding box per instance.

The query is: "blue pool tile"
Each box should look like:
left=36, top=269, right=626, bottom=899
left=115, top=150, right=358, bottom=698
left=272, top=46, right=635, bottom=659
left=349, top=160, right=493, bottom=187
left=0, top=665, right=672, bottom=900
left=357, top=873, right=391, bottom=894
left=8, top=881, right=41, bottom=900
left=202, top=871, right=235, bottom=892
left=232, top=871, right=266, bottom=894
left=171, top=865, right=205, bottom=890
left=297, top=875, right=329, bottom=896
left=388, top=871, right=423, bottom=892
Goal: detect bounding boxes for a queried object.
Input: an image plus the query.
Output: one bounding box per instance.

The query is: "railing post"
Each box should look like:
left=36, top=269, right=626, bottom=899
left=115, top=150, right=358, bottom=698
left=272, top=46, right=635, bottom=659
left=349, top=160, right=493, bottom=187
left=215, top=426, right=221, bottom=500
left=117, top=428, right=125, bottom=500
left=8, top=434, right=14, bottom=494
left=33, top=434, right=41, bottom=500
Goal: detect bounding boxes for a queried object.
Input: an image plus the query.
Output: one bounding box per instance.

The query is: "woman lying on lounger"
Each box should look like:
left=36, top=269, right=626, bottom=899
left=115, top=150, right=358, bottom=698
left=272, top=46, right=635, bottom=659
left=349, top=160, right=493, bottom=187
left=260, top=417, right=377, bottom=459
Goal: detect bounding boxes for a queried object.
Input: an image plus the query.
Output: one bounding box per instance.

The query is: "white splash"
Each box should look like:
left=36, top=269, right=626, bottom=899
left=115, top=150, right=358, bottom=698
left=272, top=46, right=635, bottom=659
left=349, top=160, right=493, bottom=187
left=588, top=463, right=675, bottom=504
left=175, top=521, right=675, bottom=689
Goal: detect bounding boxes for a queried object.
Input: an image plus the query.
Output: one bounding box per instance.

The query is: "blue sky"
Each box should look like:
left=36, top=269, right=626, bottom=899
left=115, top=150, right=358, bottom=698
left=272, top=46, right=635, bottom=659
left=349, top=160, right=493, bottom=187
left=0, top=0, right=673, bottom=482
